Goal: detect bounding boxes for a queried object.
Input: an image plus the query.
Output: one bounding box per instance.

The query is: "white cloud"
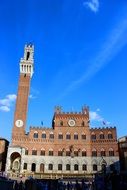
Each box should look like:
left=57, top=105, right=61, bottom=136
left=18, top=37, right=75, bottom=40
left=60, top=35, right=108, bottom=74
left=29, top=94, right=36, bottom=99
left=0, top=94, right=17, bottom=112
left=90, top=111, right=103, bottom=121
left=83, top=0, right=99, bottom=13
left=0, top=106, right=10, bottom=112
left=7, top=94, right=17, bottom=101
left=90, top=110, right=111, bottom=126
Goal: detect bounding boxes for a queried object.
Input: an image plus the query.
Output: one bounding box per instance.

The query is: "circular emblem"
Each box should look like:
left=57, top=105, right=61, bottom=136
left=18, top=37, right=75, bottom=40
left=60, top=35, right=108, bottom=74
left=15, top=120, right=24, bottom=127
left=68, top=119, right=75, bottom=127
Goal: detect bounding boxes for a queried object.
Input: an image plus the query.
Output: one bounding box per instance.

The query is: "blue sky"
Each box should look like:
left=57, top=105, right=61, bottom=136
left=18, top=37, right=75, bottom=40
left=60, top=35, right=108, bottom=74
left=0, top=0, right=127, bottom=141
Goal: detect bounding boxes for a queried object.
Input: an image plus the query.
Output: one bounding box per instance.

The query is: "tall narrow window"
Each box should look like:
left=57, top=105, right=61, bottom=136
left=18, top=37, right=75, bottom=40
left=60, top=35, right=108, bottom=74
left=42, top=132, right=46, bottom=139
left=58, top=150, right=63, bottom=156
left=108, top=132, right=113, bottom=139
left=40, top=150, right=45, bottom=156
left=82, top=121, right=85, bottom=126
left=33, top=132, right=38, bottom=139
left=49, top=133, right=54, bottom=139
left=74, top=164, right=79, bottom=171
left=82, top=164, right=87, bottom=171
left=74, top=133, right=78, bottom=140
left=58, top=164, right=62, bottom=171
left=101, top=149, right=106, bottom=156
left=66, top=150, right=70, bottom=156
left=82, top=134, right=86, bottom=140
left=66, top=133, right=71, bottom=140
left=93, top=164, right=97, bottom=171
left=26, top=51, right=30, bottom=60
left=24, top=163, right=27, bottom=170
left=91, top=133, right=96, bottom=140
left=58, top=133, right=63, bottom=139
left=92, top=149, right=97, bottom=157
left=109, top=148, right=114, bottom=156
left=32, top=150, right=37, bottom=155
left=31, top=163, right=36, bottom=172
left=100, top=132, right=105, bottom=139
left=66, top=164, right=70, bottom=171
left=49, top=150, right=53, bottom=156
left=74, top=150, right=78, bottom=156
left=82, top=150, right=87, bottom=156
left=48, top=164, right=53, bottom=170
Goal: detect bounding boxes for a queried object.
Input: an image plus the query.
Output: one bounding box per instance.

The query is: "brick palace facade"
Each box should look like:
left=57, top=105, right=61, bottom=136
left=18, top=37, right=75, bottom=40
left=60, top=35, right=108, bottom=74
left=6, top=44, right=119, bottom=177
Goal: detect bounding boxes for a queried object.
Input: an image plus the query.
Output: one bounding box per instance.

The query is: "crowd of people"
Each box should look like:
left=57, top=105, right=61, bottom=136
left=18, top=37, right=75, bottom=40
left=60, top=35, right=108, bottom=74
left=0, top=171, right=127, bottom=190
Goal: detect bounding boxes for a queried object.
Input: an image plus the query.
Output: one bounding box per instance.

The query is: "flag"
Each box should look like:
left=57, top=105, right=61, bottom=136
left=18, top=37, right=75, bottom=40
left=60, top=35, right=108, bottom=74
left=41, top=121, right=43, bottom=126
left=103, top=121, right=106, bottom=125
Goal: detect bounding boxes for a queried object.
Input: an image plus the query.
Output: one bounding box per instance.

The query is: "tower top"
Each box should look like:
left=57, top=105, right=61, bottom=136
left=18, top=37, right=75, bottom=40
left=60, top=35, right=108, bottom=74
left=20, top=44, right=34, bottom=77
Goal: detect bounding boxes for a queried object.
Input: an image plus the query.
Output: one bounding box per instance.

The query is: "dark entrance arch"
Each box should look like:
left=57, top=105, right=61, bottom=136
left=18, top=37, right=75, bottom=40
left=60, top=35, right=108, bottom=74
left=10, top=152, right=21, bottom=173
left=31, top=163, right=36, bottom=172
left=40, top=163, right=45, bottom=173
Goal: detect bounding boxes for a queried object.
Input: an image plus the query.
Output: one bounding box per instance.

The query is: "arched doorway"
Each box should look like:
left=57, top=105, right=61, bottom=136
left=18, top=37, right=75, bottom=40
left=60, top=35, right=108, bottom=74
left=10, top=152, right=21, bottom=173
left=31, top=163, right=36, bottom=172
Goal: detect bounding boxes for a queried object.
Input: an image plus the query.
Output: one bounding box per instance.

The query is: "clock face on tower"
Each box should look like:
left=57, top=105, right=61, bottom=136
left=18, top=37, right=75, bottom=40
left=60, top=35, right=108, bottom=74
left=68, top=119, right=76, bottom=127
left=15, top=120, right=24, bottom=127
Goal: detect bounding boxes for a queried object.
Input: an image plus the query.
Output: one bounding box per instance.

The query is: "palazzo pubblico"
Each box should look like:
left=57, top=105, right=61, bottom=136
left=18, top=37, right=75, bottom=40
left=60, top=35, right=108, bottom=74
left=6, top=44, right=119, bottom=178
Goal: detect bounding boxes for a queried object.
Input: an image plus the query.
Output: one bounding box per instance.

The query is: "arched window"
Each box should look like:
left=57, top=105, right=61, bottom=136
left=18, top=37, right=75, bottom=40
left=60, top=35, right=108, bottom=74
left=40, top=149, right=45, bottom=156
left=92, top=148, right=97, bottom=157
left=81, top=133, right=86, bottom=140
left=49, top=149, right=53, bottom=156
left=109, top=148, right=114, bottom=156
left=101, top=164, right=106, bottom=173
left=66, top=164, right=70, bottom=171
left=58, top=164, right=62, bottom=171
left=48, top=164, right=53, bottom=170
left=108, top=132, right=113, bottom=139
left=66, top=150, right=71, bottom=156
left=101, top=148, right=106, bottom=156
left=74, top=133, right=78, bottom=140
left=33, top=132, right=38, bottom=138
left=82, top=164, right=87, bottom=171
left=82, top=149, right=87, bottom=156
left=91, top=132, right=96, bottom=140
left=93, top=164, right=97, bottom=171
left=100, top=132, right=105, bottom=139
left=40, top=163, right=45, bottom=172
left=66, top=133, right=71, bottom=140
left=58, top=149, right=63, bottom=156
left=49, top=132, right=54, bottom=139
left=74, top=164, right=79, bottom=171
left=26, top=51, right=30, bottom=60
left=31, top=163, right=36, bottom=172
left=24, top=163, right=27, bottom=170
left=82, top=121, right=85, bottom=126
left=32, top=149, right=37, bottom=155
left=58, top=133, right=63, bottom=139
left=42, top=132, right=46, bottom=139
left=74, top=150, right=78, bottom=157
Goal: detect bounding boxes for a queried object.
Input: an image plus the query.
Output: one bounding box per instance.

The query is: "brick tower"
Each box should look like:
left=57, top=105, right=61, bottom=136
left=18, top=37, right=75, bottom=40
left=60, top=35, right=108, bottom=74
left=12, top=44, right=34, bottom=143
